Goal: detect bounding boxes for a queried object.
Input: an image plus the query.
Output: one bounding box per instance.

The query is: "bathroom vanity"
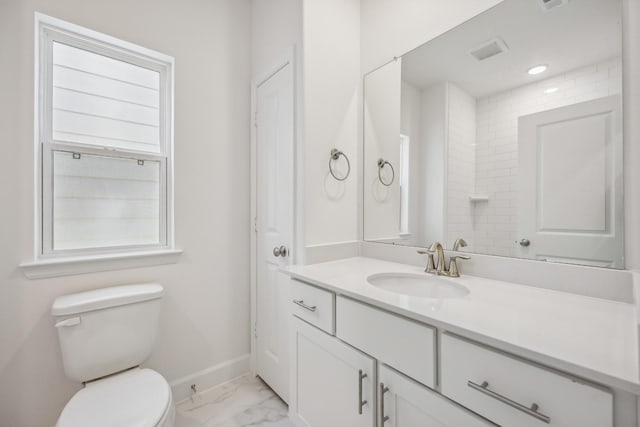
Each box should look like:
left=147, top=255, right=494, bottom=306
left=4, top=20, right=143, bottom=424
left=283, top=257, right=639, bottom=427
left=280, top=0, right=639, bottom=425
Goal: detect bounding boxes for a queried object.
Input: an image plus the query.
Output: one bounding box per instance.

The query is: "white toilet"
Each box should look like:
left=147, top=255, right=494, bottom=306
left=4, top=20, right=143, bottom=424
left=51, top=284, right=175, bottom=427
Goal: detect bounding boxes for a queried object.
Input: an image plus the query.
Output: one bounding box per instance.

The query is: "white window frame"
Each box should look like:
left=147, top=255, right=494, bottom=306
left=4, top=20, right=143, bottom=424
left=34, top=13, right=175, bottom=261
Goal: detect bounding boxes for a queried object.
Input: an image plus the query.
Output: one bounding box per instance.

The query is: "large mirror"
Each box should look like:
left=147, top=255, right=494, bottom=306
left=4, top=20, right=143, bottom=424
left=363, top=0, right=624, bottom=268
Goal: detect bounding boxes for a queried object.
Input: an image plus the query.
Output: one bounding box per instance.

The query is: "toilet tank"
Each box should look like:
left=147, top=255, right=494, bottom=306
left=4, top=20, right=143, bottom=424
left=52, top=284, right=164, bottom=383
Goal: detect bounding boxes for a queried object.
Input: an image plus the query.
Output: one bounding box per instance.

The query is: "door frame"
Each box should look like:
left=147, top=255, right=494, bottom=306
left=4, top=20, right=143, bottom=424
left=250, top=47, right=300, bottom=376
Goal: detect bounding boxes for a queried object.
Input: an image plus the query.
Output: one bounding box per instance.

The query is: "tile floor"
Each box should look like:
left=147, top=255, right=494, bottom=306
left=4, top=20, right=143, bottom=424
left=175, top=375, right=294, bottom=427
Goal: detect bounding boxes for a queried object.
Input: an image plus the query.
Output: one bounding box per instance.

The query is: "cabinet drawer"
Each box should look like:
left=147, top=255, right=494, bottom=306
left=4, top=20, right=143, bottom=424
left=336, top=296, right=436, bottom=388
left=441, top=333, right=613, bottom=427
left=290, top=279, right=335, bottom=334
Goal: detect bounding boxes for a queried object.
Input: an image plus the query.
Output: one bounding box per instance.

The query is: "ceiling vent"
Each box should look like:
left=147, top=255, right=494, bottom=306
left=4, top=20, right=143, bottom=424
left=538, top=0, right=570, bottom=12
left=468, top=38, right=509, bottom=62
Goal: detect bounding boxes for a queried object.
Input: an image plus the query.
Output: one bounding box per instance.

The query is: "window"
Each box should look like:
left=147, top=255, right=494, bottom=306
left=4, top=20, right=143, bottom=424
left=36, top=14, right=174, bottom=258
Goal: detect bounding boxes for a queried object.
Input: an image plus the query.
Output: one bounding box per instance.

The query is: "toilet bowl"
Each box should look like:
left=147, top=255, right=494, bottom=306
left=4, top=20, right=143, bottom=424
left=57, top=368, right=175, bottom=427
left=52, top=284, right=174, bottom=427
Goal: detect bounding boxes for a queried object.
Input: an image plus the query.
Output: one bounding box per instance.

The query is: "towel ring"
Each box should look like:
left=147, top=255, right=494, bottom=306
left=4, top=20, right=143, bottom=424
left=377, top=158, right=395, bottom=186
left=329, top=149, right=350, bottom=181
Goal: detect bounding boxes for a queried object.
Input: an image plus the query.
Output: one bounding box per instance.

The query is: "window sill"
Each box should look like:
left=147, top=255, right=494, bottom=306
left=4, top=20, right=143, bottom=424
left=19, top=249, right=183, bottom=279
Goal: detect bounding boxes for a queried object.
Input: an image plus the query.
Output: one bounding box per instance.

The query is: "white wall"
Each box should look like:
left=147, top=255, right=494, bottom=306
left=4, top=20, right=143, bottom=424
left=421, top=83, right=447, bottom=244
left=363, top=59, right=401, bottom=241
left=251, top=0, right=302, bottom=79
left=446, top=83, right=476, bottom=249
left=473, top=58, right=622, bottom=257
left=400, top=80, right=425, bottom=244
left=303, top=0, right=360, bottom=247
left=0, top=1, right=251, bottom=426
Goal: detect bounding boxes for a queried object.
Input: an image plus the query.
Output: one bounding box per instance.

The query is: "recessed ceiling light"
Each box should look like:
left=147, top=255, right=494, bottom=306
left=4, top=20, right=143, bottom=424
left=527, top=65, right=548, bottom=75
left=544, top=87, right=559, bottom=94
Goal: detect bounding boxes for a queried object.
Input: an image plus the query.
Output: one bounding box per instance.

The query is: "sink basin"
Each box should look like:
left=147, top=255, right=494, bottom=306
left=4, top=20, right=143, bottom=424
left=367, top=273, right=469, bottom=299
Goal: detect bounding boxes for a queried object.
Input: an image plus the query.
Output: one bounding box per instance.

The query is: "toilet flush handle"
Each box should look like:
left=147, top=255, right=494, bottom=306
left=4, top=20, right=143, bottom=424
left=55, top=317, right=81, bottom=328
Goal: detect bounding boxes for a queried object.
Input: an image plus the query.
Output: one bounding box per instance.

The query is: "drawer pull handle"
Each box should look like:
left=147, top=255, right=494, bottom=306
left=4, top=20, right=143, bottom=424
left=293, top=299, right=317, bottom=312
left=380, top=382, right=390, bottom=423
left=467, top=380, right=550, bottom=424
left=358, top=370, right=368, bottom=414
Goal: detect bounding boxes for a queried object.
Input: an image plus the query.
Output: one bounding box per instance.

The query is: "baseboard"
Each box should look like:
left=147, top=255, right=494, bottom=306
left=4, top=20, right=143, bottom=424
left=169, top=353, right=251, bottom=402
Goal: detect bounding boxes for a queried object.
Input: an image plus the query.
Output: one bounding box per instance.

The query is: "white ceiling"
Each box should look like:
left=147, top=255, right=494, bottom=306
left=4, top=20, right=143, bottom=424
left=400, top=0, right=621, bottom=98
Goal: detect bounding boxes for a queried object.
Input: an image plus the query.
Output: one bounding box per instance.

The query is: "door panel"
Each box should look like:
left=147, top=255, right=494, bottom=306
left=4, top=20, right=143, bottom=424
left=291, top=318, right=376, bottom=427
left=518, top=95, right=623, bottom=268
left=256, top=61, right=294, bottom=401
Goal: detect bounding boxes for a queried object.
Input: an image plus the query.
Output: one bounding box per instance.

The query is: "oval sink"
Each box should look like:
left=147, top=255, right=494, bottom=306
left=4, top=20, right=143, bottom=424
left=367, top=273, right=469, bottom=299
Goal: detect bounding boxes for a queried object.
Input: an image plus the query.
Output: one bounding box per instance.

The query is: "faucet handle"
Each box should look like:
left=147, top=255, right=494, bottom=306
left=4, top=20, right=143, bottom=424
left=417, top=249, right=436, bottom=273
left=448, top=254, right=470, bottom=277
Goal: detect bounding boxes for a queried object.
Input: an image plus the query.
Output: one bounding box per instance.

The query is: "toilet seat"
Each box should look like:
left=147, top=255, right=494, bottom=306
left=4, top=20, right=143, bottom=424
left=57, top=368, right=174, bottom=427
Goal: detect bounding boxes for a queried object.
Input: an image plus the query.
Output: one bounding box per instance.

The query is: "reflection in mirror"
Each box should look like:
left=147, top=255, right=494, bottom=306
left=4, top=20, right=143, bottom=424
left=363, top=0, right=624, bottom=268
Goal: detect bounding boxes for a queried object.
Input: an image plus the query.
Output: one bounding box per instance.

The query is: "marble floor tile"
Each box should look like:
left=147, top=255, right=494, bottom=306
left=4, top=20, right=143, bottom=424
left=175, top=375, right=294, bottom=427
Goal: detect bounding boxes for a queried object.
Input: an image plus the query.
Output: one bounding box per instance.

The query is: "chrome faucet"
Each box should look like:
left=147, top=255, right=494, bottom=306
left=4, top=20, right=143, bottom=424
left=417, top=239, right=470, bottom=277
left=417, top=241, right=447, bottom=275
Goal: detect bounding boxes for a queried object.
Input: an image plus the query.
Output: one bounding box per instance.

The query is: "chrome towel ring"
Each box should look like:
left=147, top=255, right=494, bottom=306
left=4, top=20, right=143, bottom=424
left=377, top=158, right=395, bottom=186
left=329, top=148, right=350, bottom=181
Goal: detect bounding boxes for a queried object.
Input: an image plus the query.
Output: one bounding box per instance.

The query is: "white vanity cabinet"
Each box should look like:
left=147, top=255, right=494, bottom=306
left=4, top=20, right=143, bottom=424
left=288, top=278, right=618, bottom=427
left=378, top=364, right=493, bottom=427
left=290, top=317, right=376, bottom=427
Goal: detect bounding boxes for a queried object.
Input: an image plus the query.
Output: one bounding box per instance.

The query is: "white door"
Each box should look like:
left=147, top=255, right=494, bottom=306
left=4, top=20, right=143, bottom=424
left=255, top=60, right=294, bottom=401
left=379, top=365, right=491, bottom=427
left=290, top=318, right=376, bottom=427
left=517, top=95, right=623, bottom=268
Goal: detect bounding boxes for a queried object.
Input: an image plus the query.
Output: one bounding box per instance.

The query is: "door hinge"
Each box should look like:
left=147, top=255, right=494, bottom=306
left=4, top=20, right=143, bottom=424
left=254, top=321, right=258, bottom=339
left=253, top=216, right=258, bottom=233
left=253, top=111, right=258, bottom=128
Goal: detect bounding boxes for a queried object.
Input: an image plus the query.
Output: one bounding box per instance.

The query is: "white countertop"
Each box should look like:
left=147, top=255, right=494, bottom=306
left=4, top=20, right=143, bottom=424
left=284, top=257, right=640, bottom=394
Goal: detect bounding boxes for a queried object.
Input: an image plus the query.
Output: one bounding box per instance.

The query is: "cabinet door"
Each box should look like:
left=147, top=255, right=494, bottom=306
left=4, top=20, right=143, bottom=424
left=290, top=318, right=376, bottom=427
left=379, top=365, right=493, bottom=427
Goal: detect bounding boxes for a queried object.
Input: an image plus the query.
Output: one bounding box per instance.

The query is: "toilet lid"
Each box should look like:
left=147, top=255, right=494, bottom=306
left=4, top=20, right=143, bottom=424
left=58, top=368, right=171, bottom=427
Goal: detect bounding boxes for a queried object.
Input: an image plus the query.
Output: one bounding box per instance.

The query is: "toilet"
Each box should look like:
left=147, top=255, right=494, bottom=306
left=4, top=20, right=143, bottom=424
left=51, top=284, right=175, bottom=427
